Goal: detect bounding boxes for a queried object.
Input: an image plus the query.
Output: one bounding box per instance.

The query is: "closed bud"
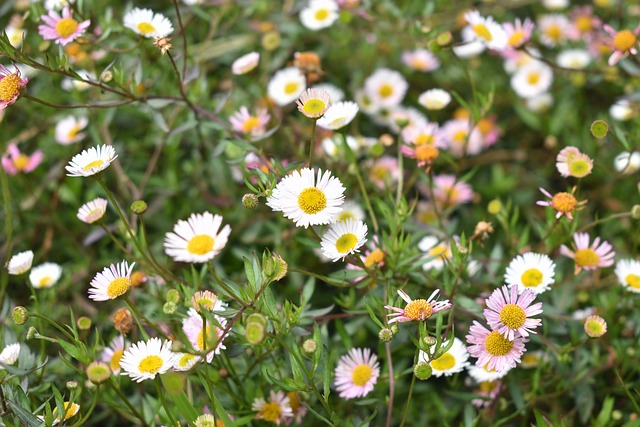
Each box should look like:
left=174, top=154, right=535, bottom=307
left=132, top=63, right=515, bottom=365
left=77, top=316, right=92, bottom=330
left=113, top=308, right=133, bottom=335
left=100, top=70, right=113, bottom=82
left=163, top=301, right=177, bottom=314
left=242, top=193, right=259, bottom=210
left=584, top=315, right=607, bottom=338
left=378, top=328, right=393, bottom=342
left=26, top=326, right=37, bottom=340
left=272, top=254, right=288, bottom=281
left=166, top=289, right=180, bottom=303
left=86, top=361, right=110, bottom=384
left=422, top=336, right=437, bottom=346
left=130, top=200, right=148, bottom=215
left=246, top=313, right=267, bottom=327
left=413, top=362, right=432, bottom=380
left=245, top=322, right=266, bottom=345
left=487, top=199, right=502, bottom=215
left=302, top=339, right=317, bottom=354
left=66, top=380, right=78, bottom=390
left=131, top=271, right=147, bottom=287
left=590, top=119, right=608, bottom=139
left=12, top=306, right=28, bottom=325
left=436, top=31, right=453, bottom=47
left=631, top=205, right=640, bottom=219
left=390, top=324, right=399, bottom=335
left=261, top=31, right=281, bottom=51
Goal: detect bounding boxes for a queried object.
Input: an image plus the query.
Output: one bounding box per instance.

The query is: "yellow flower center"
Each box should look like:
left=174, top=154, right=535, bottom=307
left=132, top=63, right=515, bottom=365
left=404, top=299, right=433, bottom=321
left=106, top=277, right=131, bottom=299
left=568, top=159, right=591, bottom=177
left=138, top=355, right=163, bottom=374
left=452, top=130, right=467, bottom=143
left=83, top=159, right=104, bottom=172
left=625, top=273, right=640, bottom=289
left=428, top=244, right=448, bottom=259
left=55, top=17, right=79, bottom=38
left=52, top=402, right=79, bottom=421
left=297, top=187, right=327, bottom=214
left=38, top=276, right=53, bottom=287
left=137, top=22, right=156, bottom=35
left=521, top=268, right=543, bottom=287
left=13, top=154, right=30, bottom=171
left=574, top=248, right=600, bottom=267
left=575, top=16, right=593, bottom=33
left=508, top=30, right=525, bottom=47
left=315, top=8, right=329, bottom=21
left=110, top=349, right=123, bottom=371
left=187, top=234, right=215, bottom=255
left=521, top=353, right=540, bottom=366
left=197, top=325, right=215, bottom=350
left=585, top=319, right=605, bottom=336
left=415, top=134, right=434, bottom=145
left=284, top=82, right=300, bottom=95
left=302, top=99, right=327, bottom=116
left=613, top=29, right=637, bottom=52
left=68, top=125, right=82, bottom=139
left=288, top=392, right=302, bottom=413
left=351, top=364, right=373, bottom=386
left=337, top=211, right=355, bottom=221
left=242, top=116, right=260, bottom=133
left=370, top=165, right=388, bottom=181
left=499, top=303, right=526, bottom=329
left=415, top=144, right=439, bottom=163
left=364, top=249, right=385, bottom=267
left=545, top=24, right=562, bottom=42
left=378, top=84, right=393, bottom=98
left=473, top=24, right=493, bottom=42
left=178, top=353, right=195, bottom=368
left=484, top=330, right=514, bottom=356
left=336, top=233, right=358, bottom=254
left=551, top=192, right=578, bottom=213
left=260, top=402, right=282, bottom=422
left=477, top=118, right=492, bottom=135
left=527, top=72, right=540, bottom=85
left=85, top=208, right=103, bottom=223
left=430, top=352, right=456, bottom=371
left=0, top=73, right=21, bottom=102
left=410, top=58, right=427, bottom=70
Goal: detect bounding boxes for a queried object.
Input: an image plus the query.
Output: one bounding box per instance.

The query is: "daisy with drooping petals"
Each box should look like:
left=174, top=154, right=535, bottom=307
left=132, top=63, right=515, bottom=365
left=401, top=48, right=440, bottom=72
left=556, top=146, right=593, bottom=178
left=182, top=308, right=228, bottom=362
left=55, top=115, right=88, bottom=145
left=511, top=62, right=553, bottom=99
left=603, top=24, right=640, bottom=66
left=120, top=338, right=175, bottom=382
left=231, top=51, right=260, bottom=75
left=88, top=260, right=135, bottom=301
left=483, top=286, right=543, bottom=341
left=65, top=145, right=117, bottom=177
left=317, top=101, right=359, bottom=130
left=164, top=212, right=231, bottom=263
left=364, top=68, right=408, bottom=109
left=29, top=263, right=63, bottom=289
left=418, top=89, right=451, bottom=111
left=466, top=321, right=528, bottom=372
left=504, top=252, right=555, bottom=294
left=172, top=352, right=201, bottom=371
left=42, top=401, right=80, bottom=426
left=334, top=348, right=380, bottom=399
left=561, top=232, right=615, bottom=274
left=385, top=289, right=451, bottom=323
left=299, top=0, right=339, bottom=31
left=463, top=10, right=508, bottom=51
left=419, top=338, right=470, bottom=377
left=296, top=88, right=331, bottom=118
left=537, top=187, right=586, bottom=221
left=503, top=17, right=535, bottom=50
left=77, top=197, right=108, bottom=224
left=7, top=250, right=34, bottom=275
left=229, top=106, right=270, bottom=137
left=320, top=218, right=368, bottom=262
left=267, top=67, right=306, bottom=107
left=467, top=364, right=512, bottom=383
left=123, top=8, right=173, bottom=38
left=38, top=7, right=90, bottom=46
left=0, top=343, right=20, bottom=367
left=615, top=259, right=640, bottom=293
left=2, top=144, right=43, bottom=176
left=101, top=336, right=126, bottom=375
left=252, top=390, right=293, bottom=425
left=266, top=168, right=345, bottom=228
left=0, top=65, right=28, bottom=109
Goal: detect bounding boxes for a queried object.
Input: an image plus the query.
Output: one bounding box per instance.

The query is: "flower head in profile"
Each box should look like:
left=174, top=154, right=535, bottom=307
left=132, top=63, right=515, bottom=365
left=38, top=7, right=90, bottom=46
left=29, top=263, right=63, bottom=289
left=614, top=259, right=640, bottom=294
left=252, top=390, right=293, bottom=425
left=65, top=145, right=117, bottom=177
left=483, top=286, right=543, bottom=341
left=2, top=144, right=42, bottom=176
left=556, top=146, right=593, bottom=178
left=466, top=321, right=528, bottom=372
left=296, top=88, right=331, bottom=118
left=603, top=24, right=640, bottom=66
left=300, top=0, right=339, bottom=31
left=229, top=107, right=270, bottom=137
left=334, top=348, right=380, bottom=399
left=560, top=232, right=615, bottom=274
left=537, top=187, right=586, bottom=221
left=385, top=289, right=451, bottom=323
left=191, top=290, right=226, bottom=312
left=119, top=337, right=175, bottom=382
left=88, top=260, right=135, bottom=301
left=401, top=48, right=440, bottom=72
left=124, top=8, right=173, bottom=38
left=7, top=250, right=34, bottom=275
left=320, top=218, right=368, bottom=262
left=504, top=252, right=555, bottom=294
left=172, top=352, right=201, bottom=372
left=182, top=308, right=228, bottom=363
left=267, top=168, right=345, bottom=228
left=101, top=336, right=127, bottom=375
left=164, top=212, right=231, bottom=263
left=55, top=115, right=88, bottom=145
left=77, top=198, right=108, bottom=224
left=0, top=65, right=28, bottom=109
left=317, top=101, right=359, bottom=130
left=232, top=51, right=260, bottom=75
left=417, top=235, right=453, bottom=271
left=0, top=343, right=21, bottom=367
left=419, top=338, right=470, bottom=377
left=46, top=401, right=80, bottom=426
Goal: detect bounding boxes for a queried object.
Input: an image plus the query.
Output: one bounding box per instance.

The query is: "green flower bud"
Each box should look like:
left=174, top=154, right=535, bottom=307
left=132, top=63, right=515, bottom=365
left=26, top=326, right=37, bottom=340
left=66, top=380, right=78, bottom=390
left=414, top=362, right=432, bottom=380
left=12, top=306, right=28, bottom=325
left=86, top=361, right=110, bottom=384
left=242, top=193, right=259, bottom=210
left=77, top=317, right=92, bottom=330
left=422, top=336, right=437, bottom=346
left=245, top=322, right=265, bottom=345
left=130, top=200, right=148, bottom=215
left=390, top=324, right=399, bottom=335
left=246, top=313, right=267, bottom=327
left=436, top=31, right=453, bottom=47
left=302, top=339, right=317, bottom=354
left=163, top=301, right=177, bottom=314
left=631, top=205, right=640, bottom=220
left=590, top=120, right=608, bottom=139
left=378, top=328, right=394, bottom=342
left=166, top=289, right=180, bottom=304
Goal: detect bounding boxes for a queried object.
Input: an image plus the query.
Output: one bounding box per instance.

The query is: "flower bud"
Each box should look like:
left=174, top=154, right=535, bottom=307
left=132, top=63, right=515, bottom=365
left=77, top=317, right=92, bottom=330
left=413, top=362, right=432, bottom=380
left=302, top=339, right=317, bottom=354
left=130, top=200, right=148, bottom=215
left=246, top=313, right=267, bottom=327
left=584, top=315, right=607, bottom=338
left=113, top=308, right=133, bottom=335
left=245, top=322, right=266, bottom=345
left=272, top=254, right=288, bottom=281
left=261, top=31, right=281, bottom=51
left=26, top=326, right=37, bottom=340
left=487, top=199, right=502, bottom=215
left=86, top=361, right=110, bottom=384
left=166, top=289, right=180, bottom=303
left=242, top=193, right=259, bottom=210
left=66, top=380, right=78, bottom=390
left=378, top=328, right=394, bottom=342
left=422, top=336, right=437, bottom=346
left=163, top=301, right=177, bottom=314
left=436, top=31, right=453, bottom=47
left=131, top=271, right=147, bottom=287
left=12, top=306, right=28, bottom=325
left=590, top=120, right=608, bottom=140
left=100, top=70, right=113, bottom=83
left=631, top=205, right=640, bottom=220
left=390, top=324, right=399, bottom=335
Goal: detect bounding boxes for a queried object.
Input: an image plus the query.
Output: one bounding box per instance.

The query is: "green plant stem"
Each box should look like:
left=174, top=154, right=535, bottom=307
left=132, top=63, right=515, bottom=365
left=124, top=296, right=166, bottom=339
left=138, top=215, right=180, bottom=283
left=578, top=212, right=632, bottom=233
left=106, top=379, right=150, bottom=427
left=155, top=377, right=178, bottom=427
left=399, top=350, right=419, bottom=427
left=308, top=119, right=318, bottom=167
left=207, top=263, right=247, bottom=305
left=0, top=164, right=12, bottom=310
left=99, top=222, right=131, bottom=255
left=385, top=341, right=395, bottom=427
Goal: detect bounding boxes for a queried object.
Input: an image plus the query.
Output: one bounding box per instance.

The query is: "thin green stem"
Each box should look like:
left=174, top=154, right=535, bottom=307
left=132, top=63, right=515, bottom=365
left=308, top=119, right=318, bottom=167
left=70, top=385, right=100, bottom=427
left=155, top=377, right=178, bottom=427
left=99, top=222, right=131, bottom=255
left=578, top=212, right=632, bottom=233
left=124, top=296, right=166, bottom=339
left=207, top=263, right=247, bottom=305
left=399, top=351, right=418, bottom=427
left=385, top=341, right=395, bottom=427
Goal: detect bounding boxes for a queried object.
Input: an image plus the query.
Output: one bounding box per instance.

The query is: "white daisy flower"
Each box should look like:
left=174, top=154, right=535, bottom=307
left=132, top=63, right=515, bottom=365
left=542, top=0, right=569, bottom=10
left=0, top=343, right=21, bottom=366
left=332, top=200, right=365, bottom=223
left=88, top=260, right=135, bottom=301
left=504, top=252, right=555, bottom=294
left=439, top=119, right=484, bottom=157
left=267, top=67, right=306, bottom=106
left=29, top=263, right=63, bottom=289
left=453, top=28, right=486, bottom=58
left=77, top=197, right=108, bottom=224
left=614, top=152, right=640, bottom=174
left=65, top=144, right=117, bottom=177
left=123, top=8, right=174, bottom=38
left=312, top=83, right=344, bottom=103
left=418, top=88, right=452, bottom=110
left=557, top=49, right=591, bottom=70
left=6, top=25, right=26, bottom=49
left=120, top=337, right=175, bottom=382
left=615, top=259, right=640, bottom=293
left=252, top=391, right=294, bottom=425
left=537, top=14, right=574, bottom=47
left=419, top=337, right=470, bottom=377
left=181, top=308, right=228, bottom=363
left=7, top=250, right=34, bottom=275
left=525, top=93, right=553, bottom=113
left=317, top=101, right=359, bottom=130
left=467, top=364, right=512, bottom=383
left=299, top=0, right=339, bottom=31
left=231, top=51, right=260, bottom=75
left=320, top=218, right=368, bottom=262
left=172, top=352, right=201, bottom=371
left=164, top=212, right=231, bottom=263
left=364, top=68, right=408, bottom=109
left=101, top=336, right=126, bottom=375
left=266, top=168, right=345, bottom=228
left=510, top=62, right=553, bottom=99
left=44, top=0, right=73, bottom=10
left=418, top=236, right=451, bottom=271
left=610, top=100, right=633, bottom=121
left=401, top=48, right=440, bottom=72
left=463, top=10, right=508, bottom=51
left=55, top=115, right=88, bottom=145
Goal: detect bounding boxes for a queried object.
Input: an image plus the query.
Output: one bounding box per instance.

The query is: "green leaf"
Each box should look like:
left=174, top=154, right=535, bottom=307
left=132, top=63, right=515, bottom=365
left=171, top=392, right=199, bottom=424
left=57, top=339, right=90, bottom=365
left=212, top=393, right=236, bottom=427
left=6, top=398, right=43, bottom=427
left=322, top=345, right=331, bottom=400
left=594, top=396, right=614, bottom=427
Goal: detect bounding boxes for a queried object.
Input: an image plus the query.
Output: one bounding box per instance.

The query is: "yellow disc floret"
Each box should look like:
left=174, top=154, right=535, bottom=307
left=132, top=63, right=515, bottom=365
left=574, top=248, right=600, bottom=267
left=138, top=355, right=163, bottom=374
left=137, top=22, right=156, bottom=35
left=260, top=402, right=282, bottom=422
left=187, top=234, right=215, bottom=255
left=625, top=273, right=640, bottom=289
left=551, top=192, right=578, bottom=214
left=430, top=352, right=456, bottom=371
left=521, top=268, right=543, bottom=287
left=351, top=364, right=373, bottom=386
left=55, top=18, right=79, bottom=38
left=297, top=187, right=327, bottom=214
left=613, top=29, right=637, bottom=52
left=0, top=73, right=21, bottom=102
left=107, top=277, right=131, bottom=299
left=499, top=304, right=526, bottom=330
left=404, top=299, right=433, bottom=321
left=335, top=233, right=358, bottom=254
left=484, top=330, right=514, bottom=356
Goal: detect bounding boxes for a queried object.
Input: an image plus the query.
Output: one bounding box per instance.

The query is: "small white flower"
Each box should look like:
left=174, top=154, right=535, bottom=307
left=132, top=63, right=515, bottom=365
left=317, top=101, right=359, bottom=130
left=463, top=10, right=508, bottom=51
left=556, top=49, right=591, bottom=70
left=7, top=250, right=34, bottom=275
left=542, top=0, right=569, bottom=10
left=418, top=236, right=451, bottom=271
left=504, top=252, right=556, bottom=294
left=320, top=218, right=368, bottom=262
left=610, top=100, right=633, bottom=121
left=172, top=352, right=201, bottom=371
left=65, top=144, right=117, bottom=177
left=231, top=51, right=260, bottom=75
left=120, top=337, right=175, bottom=382
left=615, top=259, right=640, bottom=293
left=267, top=67, right=306, bottom=106
left=181, top=308, right=228, bottom=363
left=525, top=93, right=553, bottom=113
left=331, top=200, right=365, bottom=223
left=88, top=260, right=135, bottom=301
left=538, top=14, right=574, bottom=47
left=6, top=26, right=26, bottom=49
left=453, top=28, right=486, bottom=58
left=364, top=68, right=408, bottom=109
left=511, top=62, right=553, bottom=98
left=418, top=88, right=452, bottom=110
left=300, top=0, right=339, bottom=31
left=614, top=152, right=640, bottom=174
left=124, top=8, right=174, bottom=38
left=419, top=338, right=470, bottom=377
left=61, top=69, right=93, bottom=92
left=29, top=263, right=63, bottom=289
left=164, top=212, right=231, bottom=263
left=0, top=343, right=21, bottom=366
left=55, top=115, right=88, bottom=145
left=77, top=198, right=108, bottom=224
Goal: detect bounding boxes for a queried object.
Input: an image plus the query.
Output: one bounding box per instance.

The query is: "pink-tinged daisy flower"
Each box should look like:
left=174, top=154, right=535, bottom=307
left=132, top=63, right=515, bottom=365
left=385, top=289, right=451, bottom=323
left=569, top=6, right=601, bottom=38
left=503, top=17, right=535, bottom=49
left=603, top=24, right=640, bottom=66
left=1, top=144, right=43, bottom=175
left=537, top=14, right=577, bottom=47
left=556, top=146, right=593, bottom=178
left=536, top=187, right=586, bottom=221
left=483, top=285, right=543, bottom=341
left=182, top=308, right=228, bottom=363
left=229, top=106, right=270, bottom=136
left=334, top=348, right=380, bottom=399
left=476, top=115, right=502, bottom=148
left=584, top=315, right=607, bottom=338
left=296, top=88, right=331, bottom=119
left=431, top=174, right=474, bottom=209
left=101, top=335, right=127, bottom=375
left=0, top=65, right=28, bottom=109
left=438, top=119, right=484, bottom=157
left=561, top=232, right=615, bottom=274
left=252, top=390, right=293, bottom=425
left=401, top=48, right=440, bottom=72
left=38, top=7, right=90, bottom=46
left=368, top=156, right=400, bottom=190
left=88, top=260, right=135, bottom=301
left=231, top=51, right=260, bottom=75
left=77, top=197, right=108, bottom=224
left=466, top=321, right=528, bottom=372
